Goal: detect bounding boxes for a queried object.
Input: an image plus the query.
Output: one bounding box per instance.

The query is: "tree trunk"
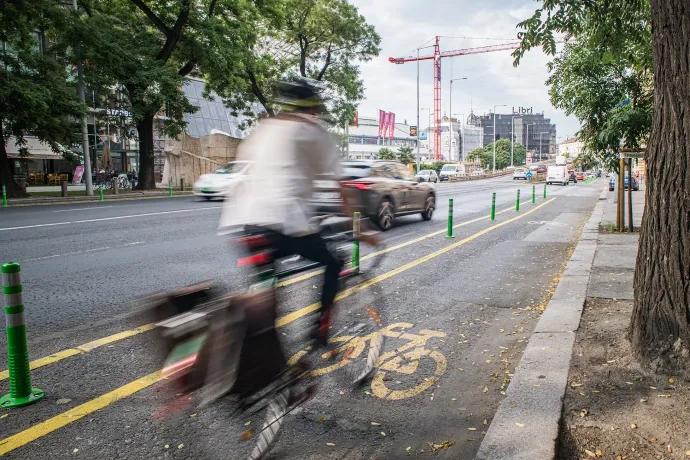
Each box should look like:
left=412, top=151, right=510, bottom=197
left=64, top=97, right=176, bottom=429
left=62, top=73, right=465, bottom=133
left=0, top=121, right=28, bottom=199
left=136, top=113, right=156, bottom=190
left=629, top=0, right=690, bottom=376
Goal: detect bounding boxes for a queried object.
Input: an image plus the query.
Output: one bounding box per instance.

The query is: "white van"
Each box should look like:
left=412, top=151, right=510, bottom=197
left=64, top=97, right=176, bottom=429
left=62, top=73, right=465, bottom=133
left=439, top=164, right=461, bottom=181
left=547, top=165, right=569, bottom=186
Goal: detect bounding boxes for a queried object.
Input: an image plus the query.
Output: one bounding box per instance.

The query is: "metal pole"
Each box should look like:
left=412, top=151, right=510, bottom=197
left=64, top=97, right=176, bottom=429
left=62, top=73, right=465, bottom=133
left=2, top=185, right=7, bottom=207
left=516, top=189, right=520, bottom=212
left=618, top=158, right=625, bottom=231
left=352, top=212, right=360, bottom=273
left=532, top=184, right=536, bottom=204
left=0, top=263, right=45, bottom=408
left=492, top=111, right=496, bottom=172
left=345, top=123, right=349, bottom=160
left=416, top=48, right=420, bottom=172
left=99, top=184, right=103, bottom=201
left=449, top=81, right=453, bottom=161
left=511, top=117, right=514, bottom=167
left=628, top=158, right=633, bottom=232
left=490, top=192, right=496, bottom=221
left=543, top=182, right=547, bottom=199
left=447, top=198, right=454, bottom=238
left=168, top=180, right=173, bottom=197
left=72, top=0, right=93, bottom=196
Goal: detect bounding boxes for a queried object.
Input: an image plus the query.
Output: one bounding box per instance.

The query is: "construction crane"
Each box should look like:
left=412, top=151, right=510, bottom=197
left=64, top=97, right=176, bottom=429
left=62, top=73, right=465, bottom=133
left=389, top=36, right=568, bottom=160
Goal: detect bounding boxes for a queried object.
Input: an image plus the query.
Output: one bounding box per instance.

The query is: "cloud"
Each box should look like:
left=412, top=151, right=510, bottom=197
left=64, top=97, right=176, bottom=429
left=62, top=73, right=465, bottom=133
left=350, top=0, right=580, bottom=139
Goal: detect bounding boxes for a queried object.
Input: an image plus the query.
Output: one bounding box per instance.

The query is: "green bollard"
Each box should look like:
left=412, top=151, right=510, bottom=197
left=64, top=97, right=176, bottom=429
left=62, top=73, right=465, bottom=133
left=532, top=184, right=536, bottom=204
left=2, top=185, right=7, bottom=207
left=169, top=181, right=173, bottom=197
left=99, top=184, right=104, bottom=202
left=516, top=189, right=520, bottom=212
left=543, top=182, right=547, bottom=199
left=0, top=263, right=45, bottom=408
left=352, top=212, right=360, bottom=274
left=490, top=192, right=496, bottom=221
left=447, top=198, right=454, bottom=238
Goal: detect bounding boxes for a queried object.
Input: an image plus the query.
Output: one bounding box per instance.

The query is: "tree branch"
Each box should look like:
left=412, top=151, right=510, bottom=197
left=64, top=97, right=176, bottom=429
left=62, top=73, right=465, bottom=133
left=178, top=59, right=196, bottom=76
left=316, top=44, right=332, bottom=81
left=248, top=70, right=274, bottom=117
left=156, top=0, right=191, bottom=63
left=208, top=0, right=218, bottom=16
left=131, top=0, right=170, bottom=35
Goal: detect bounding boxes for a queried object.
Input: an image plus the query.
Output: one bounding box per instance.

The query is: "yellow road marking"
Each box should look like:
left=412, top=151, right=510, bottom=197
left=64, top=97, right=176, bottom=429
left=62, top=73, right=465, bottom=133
left=277, top=199, right=534, bottom=288
left=0, top=198, right=555, bottom=454
left=0, top=372, right=161, bottom=456
left=0, top=324, right=156, bottom=381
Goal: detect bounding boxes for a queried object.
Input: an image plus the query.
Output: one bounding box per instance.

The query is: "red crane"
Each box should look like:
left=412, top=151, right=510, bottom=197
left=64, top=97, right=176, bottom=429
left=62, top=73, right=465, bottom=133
left=389, top=37, right=567, bottom=160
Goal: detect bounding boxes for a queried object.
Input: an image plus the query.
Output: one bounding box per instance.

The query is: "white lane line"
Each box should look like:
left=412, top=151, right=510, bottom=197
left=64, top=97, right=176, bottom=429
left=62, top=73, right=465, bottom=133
left=23, top=241, right=145, bottom=262
left=0, top=206, right=222, bottom=232
left=52, top=206, right=114, bottom=212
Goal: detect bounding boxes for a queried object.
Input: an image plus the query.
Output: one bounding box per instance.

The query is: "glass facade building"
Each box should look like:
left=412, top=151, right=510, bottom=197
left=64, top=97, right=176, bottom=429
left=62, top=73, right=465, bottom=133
left=476, top=112, right=557, bottom=163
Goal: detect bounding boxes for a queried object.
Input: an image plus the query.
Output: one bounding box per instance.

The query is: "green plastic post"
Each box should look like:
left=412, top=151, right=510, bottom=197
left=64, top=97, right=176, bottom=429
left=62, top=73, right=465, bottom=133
left=352, top=212, right=360, bottom=274
left=1, top=263, right=45, bottom=408
left=516, top=189, right=520, bottom=212
left=490, top=192, right=496, bottom=221
left=169, top=181, right=173, bottom=197
left=2, top=185, right=7, bottom=207
left=543, top=182, right=547, bottom=199
left=532, top=184, right=536, bottom=204
left=99, top=184, right=104, bottom=201
left=447, top=198, right=454, bottom=238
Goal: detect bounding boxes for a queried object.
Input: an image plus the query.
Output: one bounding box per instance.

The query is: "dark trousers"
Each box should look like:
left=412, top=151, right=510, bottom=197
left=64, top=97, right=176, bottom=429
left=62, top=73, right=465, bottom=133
left=275, top=232, right=343, bottom=327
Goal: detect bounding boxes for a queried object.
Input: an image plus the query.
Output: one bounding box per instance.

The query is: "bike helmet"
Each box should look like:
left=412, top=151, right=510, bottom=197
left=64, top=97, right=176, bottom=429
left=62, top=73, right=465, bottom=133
left=271, top=77, right=328, bottom=113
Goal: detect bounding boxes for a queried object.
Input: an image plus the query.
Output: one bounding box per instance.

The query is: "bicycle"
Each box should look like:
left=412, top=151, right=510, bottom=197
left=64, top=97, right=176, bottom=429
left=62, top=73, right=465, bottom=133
left=141, top=214, right=387, bottom=459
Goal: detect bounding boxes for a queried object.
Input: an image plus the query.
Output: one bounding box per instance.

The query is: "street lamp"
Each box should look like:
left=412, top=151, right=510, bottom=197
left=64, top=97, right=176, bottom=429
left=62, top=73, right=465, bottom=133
left=493, top=104, right=507, bottom=171
left=511, top=117, right=522, bottom=168
left=449, top=78, right=467, bottom=161
left=525, top=123, right=536, bottom=163
left=453, top=113, right=465, bottom=161
left=416, top=45, right=435, bottom=172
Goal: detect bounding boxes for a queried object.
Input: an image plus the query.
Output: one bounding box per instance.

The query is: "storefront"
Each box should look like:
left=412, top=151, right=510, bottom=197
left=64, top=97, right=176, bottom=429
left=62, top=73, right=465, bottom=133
left=5, top=136, right=76, bottom=184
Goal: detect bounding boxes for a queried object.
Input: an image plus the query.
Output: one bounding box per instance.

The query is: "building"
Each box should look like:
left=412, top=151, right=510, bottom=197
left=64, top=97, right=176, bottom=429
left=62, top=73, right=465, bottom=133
left=557, top=137, right=583, bottom=159
left=474, top=108, right=556, bottom=163
left=346, top=115, right=427, bottom=160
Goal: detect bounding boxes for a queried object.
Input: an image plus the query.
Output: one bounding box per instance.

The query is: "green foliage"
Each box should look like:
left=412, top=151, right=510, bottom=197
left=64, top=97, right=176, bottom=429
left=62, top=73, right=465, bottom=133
left=396, top=146, right=415, bottom=165
left=212, top=0, right=381, bottom=127
left=467, top=140, right=526, bottom=170
left=513, top=0, right=652, bottom=173
left=0, top=0, right=85, bottom=197
left=376, top=147, right=395, bottom=160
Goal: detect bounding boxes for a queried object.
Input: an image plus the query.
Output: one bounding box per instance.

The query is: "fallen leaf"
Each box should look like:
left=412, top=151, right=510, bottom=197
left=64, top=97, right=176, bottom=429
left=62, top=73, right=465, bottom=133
left=240, top=430, right=253, bottom=441
left=658, top=394, right=671, bottom=398
left=580, top=409, right=588, bottom=418
left=406, top=447, right=412, bottom=453
left=640, top=399, right=648, bottom=403
left=164, top=444, right=169, bottom=449
left=596, top=450, right=603, bottom=457
left=371, top=422, right=381, bottom=426
left=648, top=437, right=657, bottom=443
left=0, top=414, right=7, bottom=419
left=327, top=443, right=336, bottom=447
left=468, top=428, right=477, bottom=431
left=380, top=432, right=386, bottom=437
left=56, top=398, right=72, bottom=405
left=73, top=448, right=79, bottom=453
left=178, top=444, right=184, bottom=450
left=631, top=423, right=637, bottom=429
left=669, top=377, right=675, bottom=384
left=585, top=450, right=596, bottom=457
left=244, top=421, right=251, bottom=426
left=570, top=383, right=583, bottom=388
left=483, top=420, right=488, bottom=425
left=486, top=360, right=492, bottom=364
left=339, top=391, right=345, bottom=396
left=483, top=387, right=489, bottom=393
left=190, top=413, right=197, bottom=418
left=451, top=398, right=457, bottom=401
left=516, top=423, right=525, bottom=428
left=458, top=368, right=464, bottom=371
left=685, top=450, right=690, bottom=456
left=668, top=445, right=673, bottom=453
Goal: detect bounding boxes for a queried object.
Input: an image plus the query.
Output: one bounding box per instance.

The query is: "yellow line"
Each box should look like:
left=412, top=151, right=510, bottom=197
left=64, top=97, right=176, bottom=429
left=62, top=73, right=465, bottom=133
left=277, top=200, right=534, bottom=288
left=0, top=198, right=556, bottom=455
left=0, top=324, right=156, bottom=381
left=0, top=372, right=161, bottom=456
left=1, top=200, right=534, bottom=379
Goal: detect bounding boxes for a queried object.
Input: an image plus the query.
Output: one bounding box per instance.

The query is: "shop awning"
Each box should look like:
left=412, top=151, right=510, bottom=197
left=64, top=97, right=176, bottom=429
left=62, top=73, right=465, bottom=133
left=4, top=136, right=67, bottom=160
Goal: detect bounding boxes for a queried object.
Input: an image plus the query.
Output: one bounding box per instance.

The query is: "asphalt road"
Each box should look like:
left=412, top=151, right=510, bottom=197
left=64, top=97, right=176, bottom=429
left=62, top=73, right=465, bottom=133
left=0, top=176, right=603, bottom=459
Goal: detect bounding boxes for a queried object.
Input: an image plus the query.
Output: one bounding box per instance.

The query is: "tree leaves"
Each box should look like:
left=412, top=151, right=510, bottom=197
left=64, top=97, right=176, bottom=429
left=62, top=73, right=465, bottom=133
left=467, top=139, right=527, bottom=170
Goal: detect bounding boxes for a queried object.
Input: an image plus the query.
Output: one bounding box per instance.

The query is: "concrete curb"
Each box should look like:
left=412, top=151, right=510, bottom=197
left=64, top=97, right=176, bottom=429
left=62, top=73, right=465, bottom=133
left=3, top=192, right=194, bottom=208
left=475, top=186, right=607, bottom=460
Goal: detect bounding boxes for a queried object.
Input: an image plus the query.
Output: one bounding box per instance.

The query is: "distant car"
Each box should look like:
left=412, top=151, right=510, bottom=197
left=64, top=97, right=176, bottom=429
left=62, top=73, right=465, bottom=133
left=193, top=161, right=251, bottom=200
left=513, top=167, right=527, bottom=180
left=624, top=173, right=640, bottom=191
left=472, top=168, right=484, bottom=176
left=529, top=165, right=539, bottom=174
left=568, top=170, right=578, bottom=183
left=585, top=171, right=595, bottom=179
left=416, top=169, right=438, bottom=183
left=310, top=160, right=436, bottom=231
left=547, top=165, right=568, bottom=186
left=536, top=164, right=547, bottom=174
left=439, top=164, right=461, bottom=181
left=576, top=171, right=585, bottom=181
left=609, top=177, right=615, bottom=191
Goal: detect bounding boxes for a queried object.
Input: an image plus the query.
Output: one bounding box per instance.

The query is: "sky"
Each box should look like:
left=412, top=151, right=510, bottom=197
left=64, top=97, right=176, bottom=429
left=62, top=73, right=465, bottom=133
left=350, top=0, right=580, bottom=141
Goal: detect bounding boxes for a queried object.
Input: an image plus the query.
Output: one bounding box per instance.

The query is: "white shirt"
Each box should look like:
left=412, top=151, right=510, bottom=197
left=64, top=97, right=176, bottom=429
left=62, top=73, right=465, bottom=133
left=218, top=114, right=343, bottom=236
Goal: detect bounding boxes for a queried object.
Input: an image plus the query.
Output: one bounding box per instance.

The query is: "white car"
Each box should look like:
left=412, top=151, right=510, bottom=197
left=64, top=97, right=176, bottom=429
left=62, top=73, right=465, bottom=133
left=193, top=161, right=251, bottom=200
left=513, top=167, right=527, bottom=180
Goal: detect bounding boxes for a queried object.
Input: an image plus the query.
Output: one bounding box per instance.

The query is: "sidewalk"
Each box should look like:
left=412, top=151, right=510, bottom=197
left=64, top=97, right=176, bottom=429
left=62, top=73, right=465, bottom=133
left=4, top=189, right=194, bottom=207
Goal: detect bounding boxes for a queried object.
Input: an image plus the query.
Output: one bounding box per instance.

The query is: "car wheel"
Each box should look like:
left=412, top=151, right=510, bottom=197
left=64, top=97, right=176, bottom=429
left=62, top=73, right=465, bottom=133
left=376, top=199, right=395, bottom=231
left=204, top=196, right=213, bottom=201
left=421, top=195, right=435, bottom=221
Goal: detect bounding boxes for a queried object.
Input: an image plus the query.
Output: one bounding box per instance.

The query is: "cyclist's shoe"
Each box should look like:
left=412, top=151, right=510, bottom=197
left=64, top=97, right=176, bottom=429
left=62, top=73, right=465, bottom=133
left=309, top=307, right=332, bottom=349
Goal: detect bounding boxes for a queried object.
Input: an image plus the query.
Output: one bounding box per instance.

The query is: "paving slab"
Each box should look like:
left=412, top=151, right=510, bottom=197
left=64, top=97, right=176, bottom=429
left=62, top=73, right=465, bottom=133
left=549, top=275, right=590, bottom=301
left=593, top=245, right=638, bottom=269
left=475, top=332, right=576, bottom=460
left=587, top=267, right=634, bottom=300
left=534, top=297, right=585, bottom=333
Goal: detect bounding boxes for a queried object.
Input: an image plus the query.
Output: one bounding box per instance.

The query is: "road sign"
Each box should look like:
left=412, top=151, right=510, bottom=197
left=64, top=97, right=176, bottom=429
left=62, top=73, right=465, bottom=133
left=526, top=171, right=533, bottom=180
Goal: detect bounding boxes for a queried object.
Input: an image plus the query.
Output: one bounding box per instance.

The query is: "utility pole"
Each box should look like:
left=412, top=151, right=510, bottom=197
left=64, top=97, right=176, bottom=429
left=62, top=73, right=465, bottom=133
left=493, top=104, right=507, bottom=171
left=416, top=47, right=420, bottom=171
left=72, top=0, right=94, bottom=196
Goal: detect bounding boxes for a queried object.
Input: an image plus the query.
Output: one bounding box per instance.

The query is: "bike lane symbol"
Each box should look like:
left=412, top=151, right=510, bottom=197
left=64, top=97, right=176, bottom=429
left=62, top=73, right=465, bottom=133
left=288, top=323, right=448, bottom=401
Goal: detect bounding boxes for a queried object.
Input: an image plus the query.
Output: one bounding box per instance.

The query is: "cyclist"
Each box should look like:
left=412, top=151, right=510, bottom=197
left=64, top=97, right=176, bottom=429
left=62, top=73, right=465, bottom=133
left=218, top=77, right=379, bottom=347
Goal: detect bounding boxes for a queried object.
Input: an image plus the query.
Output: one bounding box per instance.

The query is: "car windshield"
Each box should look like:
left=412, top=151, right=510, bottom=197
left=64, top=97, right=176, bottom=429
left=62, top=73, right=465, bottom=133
left=515, top=168, right=525, bottom=173
left=215, top=162, right=248, bottom=174
left=441, top=165, right=455, bottom=172
left=420, top=171, right=429, bottom=175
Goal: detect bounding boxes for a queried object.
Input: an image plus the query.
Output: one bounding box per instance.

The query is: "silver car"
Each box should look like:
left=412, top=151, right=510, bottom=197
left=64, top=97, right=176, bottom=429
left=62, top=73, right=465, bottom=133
left=415, top=169, right=438, bottom=183
left=310, top=161, right=436, bottom=231
left=513, top=167, right=528, bottom=180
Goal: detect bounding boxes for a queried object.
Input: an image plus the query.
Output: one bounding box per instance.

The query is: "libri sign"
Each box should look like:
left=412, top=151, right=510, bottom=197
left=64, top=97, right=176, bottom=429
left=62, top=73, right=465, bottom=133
left=512, top=106, right=533, bottom=115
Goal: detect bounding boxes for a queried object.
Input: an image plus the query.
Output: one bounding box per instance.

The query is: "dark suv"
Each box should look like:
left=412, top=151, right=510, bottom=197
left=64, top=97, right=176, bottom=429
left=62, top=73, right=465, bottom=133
left=310, top=161, right=436, bottom=231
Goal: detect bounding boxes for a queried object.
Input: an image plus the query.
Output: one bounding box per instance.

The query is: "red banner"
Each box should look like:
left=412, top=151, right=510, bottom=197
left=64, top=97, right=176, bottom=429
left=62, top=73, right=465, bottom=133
left=378, top=110, right=385, bottom=138
left=388, top=113, right=396, bottom=139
